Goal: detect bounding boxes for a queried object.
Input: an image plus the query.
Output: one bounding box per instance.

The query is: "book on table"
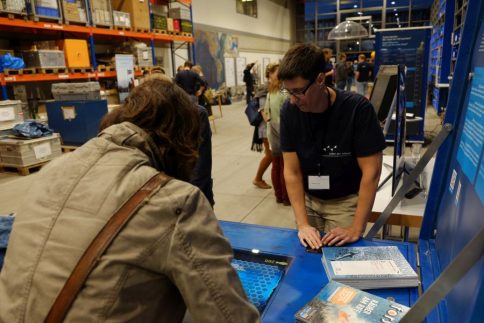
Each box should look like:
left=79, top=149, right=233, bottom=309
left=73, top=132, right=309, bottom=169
left=321, top=246, right=419, bottom=289
left=295, top=281, right=409, bottom=323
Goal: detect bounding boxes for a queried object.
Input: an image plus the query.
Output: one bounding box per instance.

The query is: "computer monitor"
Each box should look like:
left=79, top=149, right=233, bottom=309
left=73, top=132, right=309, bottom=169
left=392, top=64, right=407, bottom=195
left=369, top=65, right=398, bottom=122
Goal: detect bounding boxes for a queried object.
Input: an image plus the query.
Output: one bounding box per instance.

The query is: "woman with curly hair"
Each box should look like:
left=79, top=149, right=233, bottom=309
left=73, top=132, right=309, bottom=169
left=0, top=78, right=259, bottom=323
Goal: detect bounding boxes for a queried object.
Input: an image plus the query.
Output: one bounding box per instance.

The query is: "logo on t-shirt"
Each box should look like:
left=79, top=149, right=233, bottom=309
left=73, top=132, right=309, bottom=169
left=322, top=145, right=352, bottom=158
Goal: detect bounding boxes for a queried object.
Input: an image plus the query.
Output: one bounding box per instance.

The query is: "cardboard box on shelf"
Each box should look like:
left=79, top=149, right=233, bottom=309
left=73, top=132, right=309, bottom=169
left=166, top=17, right=173, bottom=31
left=112, top=0, right=150, bottom=31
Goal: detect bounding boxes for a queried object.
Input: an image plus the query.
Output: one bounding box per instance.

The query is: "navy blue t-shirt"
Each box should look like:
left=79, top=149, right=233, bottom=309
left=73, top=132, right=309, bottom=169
left=357, top=62, right=371, bottom=82
left=280, top=89, right=386, bottom=200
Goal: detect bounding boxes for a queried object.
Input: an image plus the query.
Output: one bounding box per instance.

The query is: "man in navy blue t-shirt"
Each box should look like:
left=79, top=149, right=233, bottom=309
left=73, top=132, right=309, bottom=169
left=278, top=44, right=386, bottom=249
left=355, top=54, right=372, bottom=96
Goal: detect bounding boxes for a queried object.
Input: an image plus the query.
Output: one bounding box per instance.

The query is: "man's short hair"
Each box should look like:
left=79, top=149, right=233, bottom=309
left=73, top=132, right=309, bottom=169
left=278, top=43, right=325, bottom=81
left=184, top=61, right=193, bottom=68
left=339, top=53, right=347, bottom=60
left=358, top=54, right=366, bottom=60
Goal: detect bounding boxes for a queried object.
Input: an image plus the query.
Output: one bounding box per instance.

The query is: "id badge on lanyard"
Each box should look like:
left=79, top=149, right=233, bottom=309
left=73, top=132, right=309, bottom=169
left=308, top=162, right=330, bottom=190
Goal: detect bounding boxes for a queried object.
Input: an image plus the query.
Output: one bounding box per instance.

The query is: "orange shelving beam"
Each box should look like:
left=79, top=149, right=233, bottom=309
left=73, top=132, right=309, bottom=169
left=0, top=17, right=89, bottom=34
left=0, top=71, right=143, bottom=85
left=0, top=17, right=193, bottom=42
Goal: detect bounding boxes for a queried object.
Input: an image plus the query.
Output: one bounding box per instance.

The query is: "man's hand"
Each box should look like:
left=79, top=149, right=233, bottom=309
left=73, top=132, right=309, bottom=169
left=321, top=227, right=361, bottom=247
left=298, top=225, right=322, bottom=249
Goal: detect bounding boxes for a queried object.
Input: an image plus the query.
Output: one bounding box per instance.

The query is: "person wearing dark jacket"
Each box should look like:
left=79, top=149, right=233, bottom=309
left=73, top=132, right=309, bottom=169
left=243, top=63, right=255, bottom=104
left=175, top=61, right=204, bottom=104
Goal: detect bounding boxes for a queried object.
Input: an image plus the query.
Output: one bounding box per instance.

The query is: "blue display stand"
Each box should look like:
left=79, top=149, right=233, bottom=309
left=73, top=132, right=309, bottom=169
left=374, top=27, right=431, bottom=143
left=418, top=0, right=484, bottom=321
left=220, top=221, right=419, bottom=322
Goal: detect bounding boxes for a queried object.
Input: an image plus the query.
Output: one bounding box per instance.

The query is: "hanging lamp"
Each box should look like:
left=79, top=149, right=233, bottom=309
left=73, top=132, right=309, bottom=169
left=328, top=20, right=369, bottom=40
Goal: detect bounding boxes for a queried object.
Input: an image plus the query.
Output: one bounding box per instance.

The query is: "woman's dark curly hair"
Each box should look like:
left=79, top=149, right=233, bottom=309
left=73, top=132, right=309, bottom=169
left=100, top=77, right=200, bottom=181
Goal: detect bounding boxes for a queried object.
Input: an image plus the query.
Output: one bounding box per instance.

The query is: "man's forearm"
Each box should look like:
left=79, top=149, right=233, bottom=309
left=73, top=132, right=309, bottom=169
left=284, top=171, right=308, bottom=228
left=352, top=176, right=379, bottom=235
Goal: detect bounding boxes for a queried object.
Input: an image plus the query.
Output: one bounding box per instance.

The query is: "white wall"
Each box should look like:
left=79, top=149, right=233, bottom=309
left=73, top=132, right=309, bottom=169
left=192, top=0, right=293, bottom=41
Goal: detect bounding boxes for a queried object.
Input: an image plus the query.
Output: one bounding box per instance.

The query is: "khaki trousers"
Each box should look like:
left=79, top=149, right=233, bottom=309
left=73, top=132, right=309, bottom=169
left=305, top=193, right=358, bottom=233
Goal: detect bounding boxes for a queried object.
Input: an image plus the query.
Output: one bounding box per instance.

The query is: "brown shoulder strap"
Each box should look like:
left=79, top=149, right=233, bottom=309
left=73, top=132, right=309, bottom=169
left=44, top=173, right=171, bottom=323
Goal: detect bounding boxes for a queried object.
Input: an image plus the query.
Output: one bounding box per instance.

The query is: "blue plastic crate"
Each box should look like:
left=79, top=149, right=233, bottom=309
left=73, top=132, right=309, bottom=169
left=35, top=6, right=59, bottom=18
left=46, top=100, right=108, bottom=146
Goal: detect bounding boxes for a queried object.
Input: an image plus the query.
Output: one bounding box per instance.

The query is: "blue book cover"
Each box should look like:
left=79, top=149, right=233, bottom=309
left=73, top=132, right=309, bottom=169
left=295, top=281, right=409, bottom=323
left=321, top=246, right=418, bottom=289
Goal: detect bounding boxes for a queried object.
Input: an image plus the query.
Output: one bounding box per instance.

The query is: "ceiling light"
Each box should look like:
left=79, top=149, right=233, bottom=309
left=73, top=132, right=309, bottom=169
left=357, top=11, right=363, bottom=15
left=356, top=41, right=360, bottom=45
left=353, top=4, right=358, bottom=8
left=395, top=13, right=398, bottom=16
left=391, top=1, right=396, bottom=4
left=394, top=8, right=397, bottom=11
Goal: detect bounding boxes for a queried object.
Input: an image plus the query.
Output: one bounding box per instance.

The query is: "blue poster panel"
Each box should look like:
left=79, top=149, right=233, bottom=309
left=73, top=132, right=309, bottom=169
left=456, top=67, right=484, bottom=183
left=375, top=28, right=431, bottom=142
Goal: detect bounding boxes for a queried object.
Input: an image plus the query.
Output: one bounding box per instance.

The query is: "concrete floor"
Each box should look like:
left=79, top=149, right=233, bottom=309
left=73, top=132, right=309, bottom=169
left=0, top=98, right=442, bottom=241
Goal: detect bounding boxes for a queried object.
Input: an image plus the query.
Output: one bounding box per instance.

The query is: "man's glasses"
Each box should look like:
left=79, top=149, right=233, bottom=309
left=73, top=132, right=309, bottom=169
left=280, top=78, right=316, bottom=96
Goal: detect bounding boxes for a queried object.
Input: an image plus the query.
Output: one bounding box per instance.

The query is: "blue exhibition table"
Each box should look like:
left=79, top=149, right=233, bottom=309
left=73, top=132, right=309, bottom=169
left=220, top=221, right=419, bottom=322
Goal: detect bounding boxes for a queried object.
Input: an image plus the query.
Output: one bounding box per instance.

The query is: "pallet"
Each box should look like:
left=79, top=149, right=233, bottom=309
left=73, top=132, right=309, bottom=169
left=153, top=29, right=168, bottom=35
left=68, top=67, right=91, bottom=73
left=3, top=68, right=36, bottom=76
left=168, top=31, right=181, bottom=36
left=92, top=24, right=112, bottom=29
left=0, top=10, right=28, bottom=20
left=134, top=27, right=150, bottom=33
left=113, top=25, right=132, bottom=31
left=36, top=67, right=68, bottom=74
left=61, top=145, right=79, bottom=153
left=63, top=19, right=89, bottom=26
left=0, top=160, right=49, bottom=176
left=181, top=32, right=192, bottom=37
left=31, top=15, right=62, bottom=24
left=97, top=65, right=114, bottom=72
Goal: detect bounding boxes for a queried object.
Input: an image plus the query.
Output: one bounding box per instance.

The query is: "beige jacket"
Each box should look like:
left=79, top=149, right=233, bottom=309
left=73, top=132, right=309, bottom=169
left=0, top=122, right=260, bottom=323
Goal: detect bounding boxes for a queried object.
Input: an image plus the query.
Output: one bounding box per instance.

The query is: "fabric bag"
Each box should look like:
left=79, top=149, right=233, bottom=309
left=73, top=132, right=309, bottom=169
left=245, top=98, right=262, bottom=126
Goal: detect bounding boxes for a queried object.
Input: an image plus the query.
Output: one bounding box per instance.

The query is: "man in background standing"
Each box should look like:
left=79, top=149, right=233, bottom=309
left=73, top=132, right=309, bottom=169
left=355, top=54, right=371, bottom=97
left=175, top=60, right=204, bottom=104
left=335, top=53, right=348, bottom=90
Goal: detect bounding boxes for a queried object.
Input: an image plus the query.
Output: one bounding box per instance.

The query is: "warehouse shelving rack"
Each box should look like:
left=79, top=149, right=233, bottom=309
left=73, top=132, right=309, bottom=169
left=0, top=0, right=193, bottom=100
left=429, top=0, right=454, bottom=114
left=450, top=0, right=469, bottom=75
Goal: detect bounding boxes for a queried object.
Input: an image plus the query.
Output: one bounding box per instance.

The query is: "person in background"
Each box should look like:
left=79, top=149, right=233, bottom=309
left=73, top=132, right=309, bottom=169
left=243, top=62, right=256, bottom=104
left=264, top=63, right=290, bottom=205
left=335, top=53, right=348, bottom=90
left=252, top=86, right=272, bottom=190
left=0, top=78, right=259, bottom=322
left=192, top=64, right=213, bottom=116
left=355, top=54, right=371, bottom=97
left=175, top=60, right=204, bottom=104
left=322, top=48, right=334, bottom=87
left=145, top=73, right=215, bottom=207
left=278, top=44, right=385, bottom=249
left=345, top=60, right=355, bottom=92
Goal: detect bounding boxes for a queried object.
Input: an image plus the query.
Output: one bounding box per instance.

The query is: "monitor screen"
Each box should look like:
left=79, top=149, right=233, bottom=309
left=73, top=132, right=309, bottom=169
left=392, top=65, right=407, bottom=195
left=370, top=65, right=398, bottom=122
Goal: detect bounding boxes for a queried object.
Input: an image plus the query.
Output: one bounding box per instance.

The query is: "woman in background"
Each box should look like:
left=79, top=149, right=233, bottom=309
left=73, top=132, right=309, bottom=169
left=265, top=63, right=289, bottom=205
